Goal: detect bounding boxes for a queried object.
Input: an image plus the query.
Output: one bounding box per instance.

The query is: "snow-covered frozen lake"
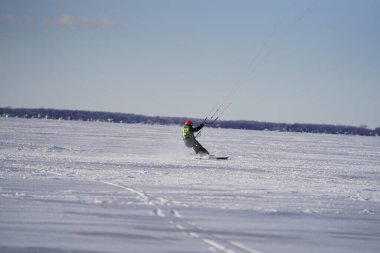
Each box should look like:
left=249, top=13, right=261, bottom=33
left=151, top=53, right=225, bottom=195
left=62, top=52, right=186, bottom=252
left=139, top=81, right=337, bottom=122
left=1, top=118, right=379, bottom=253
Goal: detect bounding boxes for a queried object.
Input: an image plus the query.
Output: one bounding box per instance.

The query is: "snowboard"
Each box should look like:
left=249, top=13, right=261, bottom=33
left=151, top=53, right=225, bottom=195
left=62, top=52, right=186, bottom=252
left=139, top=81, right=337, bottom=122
left=196, top=155, right=229, bottom=160
left=210, top=156, right=229, bottom=160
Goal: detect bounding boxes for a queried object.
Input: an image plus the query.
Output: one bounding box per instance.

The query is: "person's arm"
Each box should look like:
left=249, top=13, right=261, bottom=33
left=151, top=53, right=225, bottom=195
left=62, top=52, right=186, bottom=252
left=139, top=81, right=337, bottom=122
left=190, top=123, right=205, bottom=132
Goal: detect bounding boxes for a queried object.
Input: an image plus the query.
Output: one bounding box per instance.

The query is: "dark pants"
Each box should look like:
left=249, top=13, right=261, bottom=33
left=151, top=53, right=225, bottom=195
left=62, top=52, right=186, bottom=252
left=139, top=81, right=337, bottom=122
left=183, top=137, right=209, bottom=155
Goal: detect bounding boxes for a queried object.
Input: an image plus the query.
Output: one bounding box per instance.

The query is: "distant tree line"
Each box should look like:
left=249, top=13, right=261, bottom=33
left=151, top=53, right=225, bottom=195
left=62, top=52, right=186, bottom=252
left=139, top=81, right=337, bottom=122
left=1, top=107, right=379, bottom=137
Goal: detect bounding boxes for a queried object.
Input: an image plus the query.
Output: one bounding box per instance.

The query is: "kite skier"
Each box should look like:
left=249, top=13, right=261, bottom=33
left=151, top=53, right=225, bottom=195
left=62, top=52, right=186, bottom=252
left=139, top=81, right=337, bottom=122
left=182, top=120, right=209, bottom=157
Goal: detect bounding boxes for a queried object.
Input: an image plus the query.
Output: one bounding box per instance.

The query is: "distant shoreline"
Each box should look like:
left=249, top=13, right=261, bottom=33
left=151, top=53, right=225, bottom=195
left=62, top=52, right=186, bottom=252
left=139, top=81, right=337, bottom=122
left=1, top=107, right=379, bottom=137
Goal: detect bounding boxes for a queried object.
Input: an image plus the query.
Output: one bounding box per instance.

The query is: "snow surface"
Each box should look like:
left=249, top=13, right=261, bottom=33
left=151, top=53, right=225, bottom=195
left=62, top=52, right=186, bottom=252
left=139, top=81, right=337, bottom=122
left=1, top=117, right=379, bottom=253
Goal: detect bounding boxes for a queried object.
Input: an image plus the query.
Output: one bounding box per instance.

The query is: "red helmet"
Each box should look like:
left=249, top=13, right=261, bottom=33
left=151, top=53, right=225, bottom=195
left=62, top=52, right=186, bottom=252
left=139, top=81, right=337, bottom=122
left=185, top=120, right=193, bottom=126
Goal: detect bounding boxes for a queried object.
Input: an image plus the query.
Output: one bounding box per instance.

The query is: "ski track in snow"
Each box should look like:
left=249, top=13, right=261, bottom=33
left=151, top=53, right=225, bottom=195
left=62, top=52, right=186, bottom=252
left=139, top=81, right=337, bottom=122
left=15, top=163, right=261, bottom=253
left=102, top=181, right=261, bottom=253
left=1, top=118, right=380, bottom=253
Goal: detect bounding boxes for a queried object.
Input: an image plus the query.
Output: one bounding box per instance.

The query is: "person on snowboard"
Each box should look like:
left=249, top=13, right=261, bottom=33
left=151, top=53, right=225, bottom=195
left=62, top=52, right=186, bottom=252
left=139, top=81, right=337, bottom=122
left=182, top=120, right=209, bottom=156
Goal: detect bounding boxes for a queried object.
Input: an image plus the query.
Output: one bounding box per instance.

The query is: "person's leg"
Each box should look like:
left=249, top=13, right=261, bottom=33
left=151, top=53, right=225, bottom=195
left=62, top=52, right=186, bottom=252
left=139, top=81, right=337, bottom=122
left=184, top=138, right=194, bottom=148
left=193, top=139, right=209, bottom=155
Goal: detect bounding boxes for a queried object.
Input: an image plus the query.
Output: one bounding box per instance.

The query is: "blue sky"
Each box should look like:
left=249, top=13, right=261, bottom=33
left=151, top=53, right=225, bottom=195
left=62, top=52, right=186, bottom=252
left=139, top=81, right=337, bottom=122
left=1, top=0, right=379, bottom=128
